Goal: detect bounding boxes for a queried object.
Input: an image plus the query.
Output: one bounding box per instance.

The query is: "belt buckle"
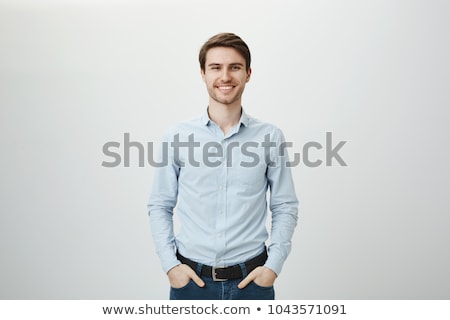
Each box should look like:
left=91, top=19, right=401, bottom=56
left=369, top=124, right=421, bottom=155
left=212, top=266, right=227, bottom=281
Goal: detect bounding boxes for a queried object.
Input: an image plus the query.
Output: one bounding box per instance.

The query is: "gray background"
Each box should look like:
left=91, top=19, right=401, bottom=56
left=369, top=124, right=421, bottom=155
left=1, top=0, right=449, bottom=299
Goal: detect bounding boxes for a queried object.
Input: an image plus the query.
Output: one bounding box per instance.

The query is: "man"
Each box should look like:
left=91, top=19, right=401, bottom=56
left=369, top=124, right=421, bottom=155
left=147, top=33, right=298, bottom=300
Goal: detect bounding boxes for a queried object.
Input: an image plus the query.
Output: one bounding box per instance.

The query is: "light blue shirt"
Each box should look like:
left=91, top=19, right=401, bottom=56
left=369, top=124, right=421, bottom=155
left=147, top=108, right=298, bottom=275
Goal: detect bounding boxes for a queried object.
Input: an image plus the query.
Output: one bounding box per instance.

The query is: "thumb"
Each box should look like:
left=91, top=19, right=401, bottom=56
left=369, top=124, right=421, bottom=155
left=190, top=271, right=205, bottom=287
left=237, top=273, right=254, bottom=289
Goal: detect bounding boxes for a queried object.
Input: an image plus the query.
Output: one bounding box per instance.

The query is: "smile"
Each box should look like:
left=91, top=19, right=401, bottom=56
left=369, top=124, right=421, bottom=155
left=216, top=85, right=236, bottom=92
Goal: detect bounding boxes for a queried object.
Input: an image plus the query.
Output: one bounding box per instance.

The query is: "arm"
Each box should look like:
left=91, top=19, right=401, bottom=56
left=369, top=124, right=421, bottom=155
left=265, top=128, right=299, bottom=275
left=147, top=132, right=205, bottom=288
left=239, top=128, right=299, bottom=288
left=147, top=132, right=181, bottom=273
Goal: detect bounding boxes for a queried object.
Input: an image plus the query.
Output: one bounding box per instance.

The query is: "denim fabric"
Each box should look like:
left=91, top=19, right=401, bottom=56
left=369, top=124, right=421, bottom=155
left=169, top=278, right=275, bottom=300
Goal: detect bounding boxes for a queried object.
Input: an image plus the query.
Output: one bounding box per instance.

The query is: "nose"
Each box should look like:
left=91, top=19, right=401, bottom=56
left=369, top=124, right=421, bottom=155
left=220, top=68, right=231, bottom=82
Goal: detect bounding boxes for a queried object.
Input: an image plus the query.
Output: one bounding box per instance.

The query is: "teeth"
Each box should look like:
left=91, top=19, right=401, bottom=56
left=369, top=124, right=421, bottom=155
left=218, top=86, right=233, bottom=90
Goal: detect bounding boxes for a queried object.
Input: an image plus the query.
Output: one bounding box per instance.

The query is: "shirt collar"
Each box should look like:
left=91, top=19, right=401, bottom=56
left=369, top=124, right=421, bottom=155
left=201, top=109, right=211, bottom=126
left=201, top=107, right=250, bottom=127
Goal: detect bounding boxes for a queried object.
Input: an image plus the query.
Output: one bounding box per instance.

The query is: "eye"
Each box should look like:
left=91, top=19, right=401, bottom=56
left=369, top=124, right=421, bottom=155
left=231, top=65, right=241, bottom=71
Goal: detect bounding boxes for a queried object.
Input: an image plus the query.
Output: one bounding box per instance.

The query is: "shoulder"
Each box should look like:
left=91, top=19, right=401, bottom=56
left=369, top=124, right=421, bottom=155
left=161, top=114, right=205, bottom=140
left=245, top=113, right=285, bottom=140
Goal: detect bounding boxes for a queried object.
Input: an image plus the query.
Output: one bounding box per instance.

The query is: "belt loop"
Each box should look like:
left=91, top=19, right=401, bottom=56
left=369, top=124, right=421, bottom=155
left=196, top=262, right=203, bottom=276
left=239, top=262, right=248, bottom=278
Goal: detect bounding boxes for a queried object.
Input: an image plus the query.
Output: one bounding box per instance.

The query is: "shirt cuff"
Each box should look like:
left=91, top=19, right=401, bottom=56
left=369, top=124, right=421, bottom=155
left=161, top=254, right=181, bottom=274
left=263, top=250, right=285, bottom=276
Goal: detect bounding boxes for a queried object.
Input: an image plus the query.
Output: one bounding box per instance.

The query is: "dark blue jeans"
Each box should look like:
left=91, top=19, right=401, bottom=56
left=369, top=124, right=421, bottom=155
left=169, top=263, right=275, bottom=300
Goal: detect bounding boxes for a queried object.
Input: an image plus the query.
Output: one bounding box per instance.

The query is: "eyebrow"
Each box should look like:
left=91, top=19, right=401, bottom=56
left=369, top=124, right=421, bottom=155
left=207, top=62, right=245, bottom=67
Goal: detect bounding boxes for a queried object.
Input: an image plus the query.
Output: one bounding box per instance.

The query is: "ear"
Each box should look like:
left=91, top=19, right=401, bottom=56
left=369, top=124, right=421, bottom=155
left=200, top=68, right=206, bottom=82
left=246, top=67, right=252, bottom=82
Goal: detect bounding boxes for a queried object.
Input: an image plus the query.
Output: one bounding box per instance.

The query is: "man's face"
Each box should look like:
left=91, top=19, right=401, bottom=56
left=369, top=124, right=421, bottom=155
left=201, top=47, right=251, bottom=107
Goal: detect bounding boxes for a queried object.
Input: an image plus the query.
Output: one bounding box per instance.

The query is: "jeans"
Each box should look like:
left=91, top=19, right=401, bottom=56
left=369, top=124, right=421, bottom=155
left=169, top=262, right=275, bottom=300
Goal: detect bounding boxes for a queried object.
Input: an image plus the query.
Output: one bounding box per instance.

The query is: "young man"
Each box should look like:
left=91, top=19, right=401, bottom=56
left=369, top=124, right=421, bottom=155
left=147, top=33, right=298, bottom=300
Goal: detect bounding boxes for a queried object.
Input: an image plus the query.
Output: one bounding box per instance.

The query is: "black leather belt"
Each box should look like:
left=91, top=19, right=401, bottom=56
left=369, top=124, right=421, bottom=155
left=176, top=249, right=268, bottom=281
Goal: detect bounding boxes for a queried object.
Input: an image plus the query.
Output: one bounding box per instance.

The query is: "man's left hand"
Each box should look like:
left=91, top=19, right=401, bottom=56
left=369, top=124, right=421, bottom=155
left=237, top=266, right=277, bottom=289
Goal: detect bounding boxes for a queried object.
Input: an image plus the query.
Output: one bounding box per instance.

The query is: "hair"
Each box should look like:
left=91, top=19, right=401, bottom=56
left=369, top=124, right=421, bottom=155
left=199, top=33, right=251, bottom=72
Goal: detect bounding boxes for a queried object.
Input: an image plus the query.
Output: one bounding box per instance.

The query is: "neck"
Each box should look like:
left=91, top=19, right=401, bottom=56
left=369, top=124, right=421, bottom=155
left=208, top=102, right=242, bottom=135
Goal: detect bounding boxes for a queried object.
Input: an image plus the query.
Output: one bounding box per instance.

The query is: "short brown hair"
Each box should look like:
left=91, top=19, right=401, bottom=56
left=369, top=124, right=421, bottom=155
left=199, top=33, right=251, bottom=72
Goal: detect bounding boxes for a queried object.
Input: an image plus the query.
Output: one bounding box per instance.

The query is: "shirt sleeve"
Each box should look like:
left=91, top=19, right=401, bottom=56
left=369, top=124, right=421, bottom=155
left=147, top=130, right=181, bottom=273
left=264, top=127, right=299, bottom=275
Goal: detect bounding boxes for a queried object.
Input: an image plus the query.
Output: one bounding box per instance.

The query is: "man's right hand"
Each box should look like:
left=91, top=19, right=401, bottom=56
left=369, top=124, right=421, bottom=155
left=167, top=264, right=205, bottom=288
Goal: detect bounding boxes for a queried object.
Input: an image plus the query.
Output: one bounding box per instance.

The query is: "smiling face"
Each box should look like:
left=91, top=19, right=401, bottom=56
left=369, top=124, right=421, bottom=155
left=201, top=46, right=252, bottom=108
